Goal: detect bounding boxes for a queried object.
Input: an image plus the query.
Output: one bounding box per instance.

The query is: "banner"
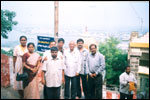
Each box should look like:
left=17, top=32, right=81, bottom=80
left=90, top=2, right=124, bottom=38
left=37, top=36, right=54, bottom=52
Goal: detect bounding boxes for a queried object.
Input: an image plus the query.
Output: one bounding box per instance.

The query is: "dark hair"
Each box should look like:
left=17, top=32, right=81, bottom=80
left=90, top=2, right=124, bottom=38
left=51, top=46, right=58, bottom=52
left=50, top=40, right=56, bottom=44
left=58, top=38, right=65, bottom=43
left=125, top=66, right=130, bottom=70
left=27, top=42, right=35, bottom=48
left=89, top=44, right=97, bottom=50
left=77, top=38, right=84, bottom=43
left=20, top=36, right=27, bottom=41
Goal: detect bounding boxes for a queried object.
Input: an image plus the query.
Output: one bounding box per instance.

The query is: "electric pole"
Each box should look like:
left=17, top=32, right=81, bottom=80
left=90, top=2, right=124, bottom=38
left=54, top=1, right=59, bottom=44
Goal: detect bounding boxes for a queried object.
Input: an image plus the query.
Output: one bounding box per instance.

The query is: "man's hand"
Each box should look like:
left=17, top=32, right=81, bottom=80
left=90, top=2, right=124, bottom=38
left=90, top=73, right=97, bottom=78
left=43, top=57, right=48, bottom=61
left=76, top=73, right=79, bottom=76
left=93, top=73, right=97, bottom=77
left=90, top=74, right=94, bottom=78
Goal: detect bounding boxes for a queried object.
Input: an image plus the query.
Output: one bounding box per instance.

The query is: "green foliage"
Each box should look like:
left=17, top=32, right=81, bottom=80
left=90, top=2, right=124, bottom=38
left=99, top=36, right=128, bottom=86
left=1, top=49, right=14, bottom=56
left=1, top=10, right=18, bottom=39
left=1, top=48, right=43, bottom=57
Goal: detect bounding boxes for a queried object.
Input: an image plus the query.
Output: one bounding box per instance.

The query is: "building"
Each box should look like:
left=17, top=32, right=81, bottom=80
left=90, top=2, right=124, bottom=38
left=128, top=32, right=149, bottom=99
left=79, top=27, right=98, bottom=50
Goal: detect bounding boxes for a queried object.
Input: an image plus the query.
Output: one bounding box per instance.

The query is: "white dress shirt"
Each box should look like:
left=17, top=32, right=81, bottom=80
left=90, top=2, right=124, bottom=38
left=119, top=72, right=137, bottom=94
left=64, top=48, right=81, bottom=77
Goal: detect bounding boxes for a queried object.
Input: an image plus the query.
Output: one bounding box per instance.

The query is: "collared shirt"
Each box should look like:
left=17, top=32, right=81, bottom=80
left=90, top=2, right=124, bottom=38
left=42, top=57, right=64, bottom=87
left=119, top=72, right=137, bottom=94
left=87, top=52, right=105, bottom=75
left=42, top=50, right=63, bottom=60
left=64, top=48, right=81, bottom=77
left=77, top=48, right=89, bottom=75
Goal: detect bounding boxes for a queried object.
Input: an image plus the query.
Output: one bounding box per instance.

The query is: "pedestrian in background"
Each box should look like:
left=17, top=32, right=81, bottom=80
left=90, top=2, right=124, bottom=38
left=119, top=66, right=137, bottom=99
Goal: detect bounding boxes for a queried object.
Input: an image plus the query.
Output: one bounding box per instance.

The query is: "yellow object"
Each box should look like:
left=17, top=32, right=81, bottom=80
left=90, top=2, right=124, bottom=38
left=129, top=82, right=136, bottom=91
left=130, top=43, right=149, bottom=48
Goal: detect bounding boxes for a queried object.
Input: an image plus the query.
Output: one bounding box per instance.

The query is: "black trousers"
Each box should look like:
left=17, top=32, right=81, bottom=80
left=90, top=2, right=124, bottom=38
left=120, top=92, right=133, bottom=99
left=64, top=75, right=77, bottom=99
left=76, top=74, right=89, bottom=99
left=88, top=74, right=103, bottom=99
left=43, top=85, right=47, bottom=99
left=46, top=86, right=61, bottom=99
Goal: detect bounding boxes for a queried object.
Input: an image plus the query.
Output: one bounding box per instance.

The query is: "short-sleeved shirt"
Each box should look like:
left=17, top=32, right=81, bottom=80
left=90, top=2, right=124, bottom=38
left=42, top=57, right=64, bottom=87
left=13, top=45, right=28, bottom=57
left=42, top=50, right=63, bottom=60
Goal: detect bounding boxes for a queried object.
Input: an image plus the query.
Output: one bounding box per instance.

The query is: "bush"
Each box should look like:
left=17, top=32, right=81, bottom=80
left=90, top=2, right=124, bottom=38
left=99, top=36, right=128, bottom=86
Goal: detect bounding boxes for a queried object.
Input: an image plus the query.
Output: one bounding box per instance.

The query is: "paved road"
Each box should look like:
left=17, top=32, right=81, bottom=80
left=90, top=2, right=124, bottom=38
left=1, top=84, right=85, bottom=99
left=1, top=86, right=20, bottom=99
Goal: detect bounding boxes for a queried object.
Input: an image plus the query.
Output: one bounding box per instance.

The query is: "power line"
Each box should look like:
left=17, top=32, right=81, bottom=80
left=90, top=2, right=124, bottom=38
left=129, top=2, right=143, bottom=33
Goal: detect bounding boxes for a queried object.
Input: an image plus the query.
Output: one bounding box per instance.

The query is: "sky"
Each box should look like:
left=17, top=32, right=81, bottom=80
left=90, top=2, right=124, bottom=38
left=1, top=1, right=149, bottom=31
left=1, top=1, right=149, bottom=48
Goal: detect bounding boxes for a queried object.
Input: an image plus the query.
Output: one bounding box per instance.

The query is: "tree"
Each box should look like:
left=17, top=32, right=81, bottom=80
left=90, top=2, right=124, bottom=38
left=99, top=37, right=128, bottom=86
left=1, top=10, right=18, bottom=39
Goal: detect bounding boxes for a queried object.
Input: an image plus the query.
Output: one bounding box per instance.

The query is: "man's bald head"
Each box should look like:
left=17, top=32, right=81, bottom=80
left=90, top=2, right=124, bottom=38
left=69, top=41, right=76, bottom=51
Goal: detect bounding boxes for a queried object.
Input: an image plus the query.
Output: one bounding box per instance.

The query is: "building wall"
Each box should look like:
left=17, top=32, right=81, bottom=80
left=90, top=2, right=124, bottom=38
left=128, top=32, right=149, bottom=99
left=1, top=54, right=10, bottom=87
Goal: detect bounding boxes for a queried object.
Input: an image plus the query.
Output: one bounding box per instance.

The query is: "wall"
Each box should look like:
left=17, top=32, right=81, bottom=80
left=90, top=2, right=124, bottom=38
left=1, top=54, right=10, bottom=87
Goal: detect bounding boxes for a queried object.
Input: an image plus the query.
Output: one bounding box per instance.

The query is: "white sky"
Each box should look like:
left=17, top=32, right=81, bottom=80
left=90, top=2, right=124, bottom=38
left=1, top=1, right=149, bottom=32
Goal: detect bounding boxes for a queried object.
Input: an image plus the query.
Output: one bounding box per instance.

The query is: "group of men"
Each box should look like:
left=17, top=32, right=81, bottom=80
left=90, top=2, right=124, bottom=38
left=40, top=38, right=105, bottom=99
left=39, top=37, right=137, bottom=99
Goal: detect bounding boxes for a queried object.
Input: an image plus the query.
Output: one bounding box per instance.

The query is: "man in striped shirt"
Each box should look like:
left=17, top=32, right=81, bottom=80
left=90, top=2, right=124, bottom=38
left=76, top=39, right=89, bottom=99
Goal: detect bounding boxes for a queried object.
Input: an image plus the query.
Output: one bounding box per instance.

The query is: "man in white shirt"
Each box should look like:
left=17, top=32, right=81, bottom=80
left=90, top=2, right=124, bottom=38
left=41, top=47, right=65, bottom=99
left=43, top=40, right=63, bottom=60
left=57, top=38, right=65, bottom=55
left=64, top=41, right=81, bottom=99
left=119, top=66, right=137, bottom=99
left=42, top=40, right=63, bottom=99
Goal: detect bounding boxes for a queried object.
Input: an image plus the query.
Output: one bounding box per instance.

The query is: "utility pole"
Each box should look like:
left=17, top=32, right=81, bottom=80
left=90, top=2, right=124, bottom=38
left=54, top=1, right=59, bottom=44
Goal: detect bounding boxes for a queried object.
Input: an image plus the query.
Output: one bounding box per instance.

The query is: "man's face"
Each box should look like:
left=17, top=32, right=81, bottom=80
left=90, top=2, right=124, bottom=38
left=69, top=42, right=75, bottom=51
left=49, top=42, right=56, bottom=48
left=77, top=41, right=83, bottom=50
left=20, top=37, right=27, bottom=46
left=51, top=51, right=58, bottom=59
left=126, top=67, right=130, bottom=74
left=58, top=41, right=64, bottom=49
left=90, top=45, right=97, bottom=55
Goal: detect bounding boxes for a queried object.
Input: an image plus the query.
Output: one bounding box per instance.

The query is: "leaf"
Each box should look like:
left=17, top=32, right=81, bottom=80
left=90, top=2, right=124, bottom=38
left=99, top=36, right=128, bottom=86
left=1, top=9, right=18, bottom=39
